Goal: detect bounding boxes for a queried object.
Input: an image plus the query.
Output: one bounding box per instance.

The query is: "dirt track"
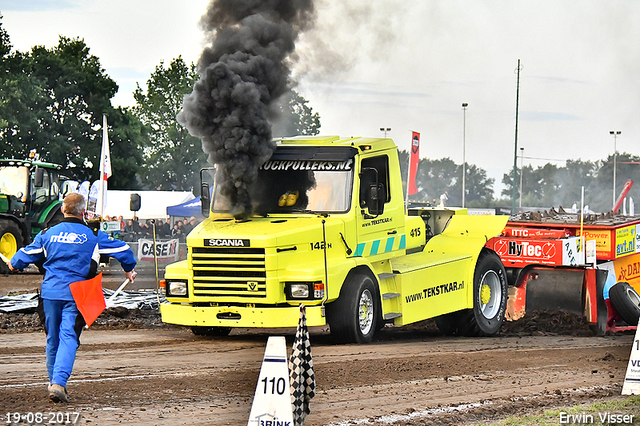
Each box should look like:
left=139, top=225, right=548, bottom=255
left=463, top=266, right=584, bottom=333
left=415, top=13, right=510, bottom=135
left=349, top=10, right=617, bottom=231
left=1, top=271, right=639, bottom=425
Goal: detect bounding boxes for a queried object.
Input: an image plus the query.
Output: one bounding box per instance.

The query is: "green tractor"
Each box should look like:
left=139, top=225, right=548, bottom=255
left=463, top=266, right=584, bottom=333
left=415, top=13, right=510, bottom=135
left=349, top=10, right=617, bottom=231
left=0, top=156, right=75, bottom=261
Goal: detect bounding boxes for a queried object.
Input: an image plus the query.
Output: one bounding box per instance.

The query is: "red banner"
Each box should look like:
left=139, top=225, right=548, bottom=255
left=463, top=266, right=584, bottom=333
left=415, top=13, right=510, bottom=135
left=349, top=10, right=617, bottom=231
left=408, top=132, right=420, bottom=195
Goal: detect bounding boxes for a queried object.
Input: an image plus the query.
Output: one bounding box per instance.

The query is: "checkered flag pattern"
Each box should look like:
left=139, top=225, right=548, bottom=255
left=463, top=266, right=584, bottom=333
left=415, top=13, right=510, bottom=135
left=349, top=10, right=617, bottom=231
left=289, top=304, right=316, bottom=425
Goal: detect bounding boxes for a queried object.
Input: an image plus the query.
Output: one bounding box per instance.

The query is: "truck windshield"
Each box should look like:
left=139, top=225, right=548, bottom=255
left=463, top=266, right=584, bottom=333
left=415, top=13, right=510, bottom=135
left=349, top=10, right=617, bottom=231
left=0, top=166, right=29, bottom=197
left=213, top=168, right=353, bottom=215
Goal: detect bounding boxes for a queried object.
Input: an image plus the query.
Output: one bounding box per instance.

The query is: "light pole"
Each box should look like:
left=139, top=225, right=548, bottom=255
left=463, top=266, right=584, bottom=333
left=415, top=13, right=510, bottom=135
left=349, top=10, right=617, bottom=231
left=610, top=130, right=621, bottom=209
left=462, top=103, right=468, bottom=208
left=380, top=127, right=391, bottom=138
left=519, top=147, right=524, bottom=208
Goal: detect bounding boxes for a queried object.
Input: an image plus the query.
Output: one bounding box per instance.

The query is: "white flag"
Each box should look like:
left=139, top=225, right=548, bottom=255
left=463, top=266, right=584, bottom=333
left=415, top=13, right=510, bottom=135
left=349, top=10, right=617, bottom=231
left=100, top=114, right=112, bottom=180
left=97, top=115, right=111, bottom=217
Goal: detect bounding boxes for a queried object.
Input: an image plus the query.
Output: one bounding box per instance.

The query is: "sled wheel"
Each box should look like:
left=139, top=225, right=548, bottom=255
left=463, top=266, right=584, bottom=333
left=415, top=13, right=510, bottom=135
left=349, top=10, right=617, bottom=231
left=327, top=273, right=379, bottom=344
left=609, top=282, right=640, bottom=326
left=191, top=326, right=232, bottom=337
left=460, top=250, right=508, bottom=336
left=435, top=311, right=464, bottom=336
left=0, top=219, right=23, bottom=260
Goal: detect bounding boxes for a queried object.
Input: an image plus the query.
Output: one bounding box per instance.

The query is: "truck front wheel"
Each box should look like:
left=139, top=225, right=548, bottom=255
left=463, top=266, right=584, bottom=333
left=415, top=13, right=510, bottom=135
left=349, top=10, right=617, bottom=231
left=0, top=219, right=23, bottom=260
left=327, top=274, right=379, bottom=344
left=460, top=251, right=508, bottom=336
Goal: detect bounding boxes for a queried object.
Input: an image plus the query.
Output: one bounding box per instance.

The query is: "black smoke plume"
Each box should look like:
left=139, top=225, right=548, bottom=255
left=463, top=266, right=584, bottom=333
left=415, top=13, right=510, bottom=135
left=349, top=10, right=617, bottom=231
left=178, top=0, right=316, bottom=219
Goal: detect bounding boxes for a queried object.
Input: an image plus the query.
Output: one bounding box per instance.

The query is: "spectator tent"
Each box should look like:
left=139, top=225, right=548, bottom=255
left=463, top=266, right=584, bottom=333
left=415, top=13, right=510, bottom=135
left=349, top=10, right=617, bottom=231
left=166, top=196, right=204, bottom=218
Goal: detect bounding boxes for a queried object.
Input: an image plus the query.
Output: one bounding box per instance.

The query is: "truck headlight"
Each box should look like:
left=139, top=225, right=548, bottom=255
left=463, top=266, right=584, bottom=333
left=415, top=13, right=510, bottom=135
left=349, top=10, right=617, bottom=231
left=290, top=284, right=310, bottom=298
left=285, top=282, right=325, bottom=300
left=166, top=280, right=188, bottom=297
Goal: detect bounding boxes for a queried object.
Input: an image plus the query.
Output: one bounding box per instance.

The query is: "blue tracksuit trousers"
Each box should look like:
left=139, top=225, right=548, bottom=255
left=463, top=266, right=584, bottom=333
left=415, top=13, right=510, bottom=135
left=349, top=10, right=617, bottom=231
left=43, top=299, right=83, bottom=388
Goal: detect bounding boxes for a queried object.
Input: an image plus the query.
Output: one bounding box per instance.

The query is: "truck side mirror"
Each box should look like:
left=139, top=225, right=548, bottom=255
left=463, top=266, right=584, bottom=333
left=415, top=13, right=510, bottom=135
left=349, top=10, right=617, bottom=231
left=368, top=182, right=385, bottom=216
left=130, top=193, right=141, bottom=211
left=201, top=182, right=211, bottom=217
left=34, top=168, right=44, bottom=187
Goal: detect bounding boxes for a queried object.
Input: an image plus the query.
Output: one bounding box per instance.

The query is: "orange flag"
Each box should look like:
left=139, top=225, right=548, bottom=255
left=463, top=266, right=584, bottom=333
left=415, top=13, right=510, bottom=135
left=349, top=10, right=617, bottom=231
left=69, top=273, right=106, bottom=327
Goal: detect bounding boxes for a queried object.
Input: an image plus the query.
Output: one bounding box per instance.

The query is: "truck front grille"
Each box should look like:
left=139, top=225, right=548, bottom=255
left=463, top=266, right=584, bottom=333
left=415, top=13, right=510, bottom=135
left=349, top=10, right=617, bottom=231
left=190, top=246, right=267, bottom=298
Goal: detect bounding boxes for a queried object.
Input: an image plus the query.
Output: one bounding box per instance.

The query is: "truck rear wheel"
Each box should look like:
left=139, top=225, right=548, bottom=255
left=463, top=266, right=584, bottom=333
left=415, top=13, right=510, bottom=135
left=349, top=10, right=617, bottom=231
left=460, top=251, right=507, bottom=336
left=0, top=219, right=23, bottom=260
left=191, top=326, right=232, bottom=337
left=327, top=273, right=378, bottom=344
left=609, top=282, right=640, bottom=326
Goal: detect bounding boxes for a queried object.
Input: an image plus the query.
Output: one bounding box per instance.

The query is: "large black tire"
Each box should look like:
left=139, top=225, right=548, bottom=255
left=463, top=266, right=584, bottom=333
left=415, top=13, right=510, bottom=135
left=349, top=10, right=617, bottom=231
left=609, top=282, right=640, bottom=326
left=327, top=273, right=379, bottom=344
left=0, top=219, right=23, bottom=260
left=435, top=310, right=465, bottom=336
left=458, top=250, right=508, bottom=336
left=191, top=326, right=232, bottom=337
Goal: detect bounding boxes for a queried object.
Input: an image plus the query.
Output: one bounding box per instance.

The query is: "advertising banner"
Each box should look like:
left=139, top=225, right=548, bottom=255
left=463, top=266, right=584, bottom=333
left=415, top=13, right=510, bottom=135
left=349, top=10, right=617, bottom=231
left=489, top=237, right=564, bottom=266
left=616, top=225, right=637, bottom=258
left=137, top=238, right=179, bottom=262
left=578, top=228, right=613, bottom=259
left=488, top=236, right=586, bottom=267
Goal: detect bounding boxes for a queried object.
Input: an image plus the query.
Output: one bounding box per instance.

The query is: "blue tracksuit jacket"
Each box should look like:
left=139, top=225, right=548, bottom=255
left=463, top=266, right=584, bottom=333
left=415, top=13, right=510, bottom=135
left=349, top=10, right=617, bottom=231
left=11, top=217, right=137, bottom=301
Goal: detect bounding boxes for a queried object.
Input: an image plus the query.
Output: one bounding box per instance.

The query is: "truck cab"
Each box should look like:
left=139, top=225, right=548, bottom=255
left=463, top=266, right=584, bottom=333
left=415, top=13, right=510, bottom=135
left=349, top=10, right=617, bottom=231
left=160, top=136, right=508, bottom=343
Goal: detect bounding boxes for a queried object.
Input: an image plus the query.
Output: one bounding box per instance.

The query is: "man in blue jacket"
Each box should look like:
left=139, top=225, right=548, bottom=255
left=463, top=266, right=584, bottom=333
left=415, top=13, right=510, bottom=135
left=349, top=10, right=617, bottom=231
left=7, top=193, right=137, bottom=403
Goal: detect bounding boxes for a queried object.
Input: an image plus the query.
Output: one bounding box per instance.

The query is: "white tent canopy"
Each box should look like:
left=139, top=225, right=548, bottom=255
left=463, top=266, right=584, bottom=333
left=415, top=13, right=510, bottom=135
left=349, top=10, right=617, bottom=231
left=104, top=190, right=194, bottom=220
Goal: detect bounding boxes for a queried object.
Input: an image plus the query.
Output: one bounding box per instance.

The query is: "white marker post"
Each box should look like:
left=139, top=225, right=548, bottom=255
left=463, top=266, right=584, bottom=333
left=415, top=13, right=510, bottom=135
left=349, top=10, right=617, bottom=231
left=622, top=318, right=640, bottom=395
left=247, top=336, right=294, bottom=426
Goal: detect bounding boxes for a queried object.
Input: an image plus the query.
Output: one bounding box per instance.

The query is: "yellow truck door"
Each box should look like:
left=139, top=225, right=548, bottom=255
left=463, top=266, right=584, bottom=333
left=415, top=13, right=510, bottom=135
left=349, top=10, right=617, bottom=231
left=354, top=153, right=405, bottom=259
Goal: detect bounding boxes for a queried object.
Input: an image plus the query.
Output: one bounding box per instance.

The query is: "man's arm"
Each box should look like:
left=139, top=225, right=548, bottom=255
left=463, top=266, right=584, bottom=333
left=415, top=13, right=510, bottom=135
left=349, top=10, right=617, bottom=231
left=9, top=232, right=46, bottom=270
left=96, top=231, right=137, bottom=280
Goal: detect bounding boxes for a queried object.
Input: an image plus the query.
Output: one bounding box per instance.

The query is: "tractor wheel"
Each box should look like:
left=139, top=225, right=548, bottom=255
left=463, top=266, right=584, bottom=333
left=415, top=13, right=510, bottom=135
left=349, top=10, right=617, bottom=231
left=327, top=273, right=379, bottom=344
left=191, top=326, right=232, bottom=337
left=0, top=219, right=23, bottom=260
left=459, top=250, right=508, bottom=336
left=609, top=282, right=640, bottom=326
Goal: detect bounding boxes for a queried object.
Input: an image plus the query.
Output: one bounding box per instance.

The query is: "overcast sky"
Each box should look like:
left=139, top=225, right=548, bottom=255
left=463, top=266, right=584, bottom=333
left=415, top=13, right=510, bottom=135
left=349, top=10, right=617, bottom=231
left=1, top=0, right=639, bottom=197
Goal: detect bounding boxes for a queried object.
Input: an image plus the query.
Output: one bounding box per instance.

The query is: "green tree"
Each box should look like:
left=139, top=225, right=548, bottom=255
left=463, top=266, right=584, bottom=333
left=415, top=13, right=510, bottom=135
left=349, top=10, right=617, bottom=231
left=0, top=32, right=144, bottom=185
left=593, top=153, right=640, bottom=213
left=501, top=155, right=640, bottom=213
left=271, top=90, right=321, bottom=137
left=133, top=57, right=206, bottom=191
left=399, top=150, right=495, bottom=207
left=107, top=107, right=146, bottom=189
left=0, top=17, right=43, bottom=145
left=0, top=16, right=11, bottom=129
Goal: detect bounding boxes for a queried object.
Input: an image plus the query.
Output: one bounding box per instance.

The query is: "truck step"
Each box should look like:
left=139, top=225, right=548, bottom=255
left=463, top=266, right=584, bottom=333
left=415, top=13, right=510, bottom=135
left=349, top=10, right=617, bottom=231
left=384, top=313, right=402, bottom=320
left=382, top=292, right=400, bottom=300
left=378, top=272, right=397, bottom=280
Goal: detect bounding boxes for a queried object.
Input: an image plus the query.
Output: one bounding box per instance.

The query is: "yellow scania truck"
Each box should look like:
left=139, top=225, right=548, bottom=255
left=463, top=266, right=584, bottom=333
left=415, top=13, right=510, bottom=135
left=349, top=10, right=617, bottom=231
left=160, top=136, right=508, bottom=343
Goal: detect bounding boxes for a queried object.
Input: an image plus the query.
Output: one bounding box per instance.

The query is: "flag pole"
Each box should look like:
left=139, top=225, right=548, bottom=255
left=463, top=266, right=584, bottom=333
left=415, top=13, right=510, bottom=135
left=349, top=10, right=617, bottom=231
left=106, top=278, right=131, bottom=308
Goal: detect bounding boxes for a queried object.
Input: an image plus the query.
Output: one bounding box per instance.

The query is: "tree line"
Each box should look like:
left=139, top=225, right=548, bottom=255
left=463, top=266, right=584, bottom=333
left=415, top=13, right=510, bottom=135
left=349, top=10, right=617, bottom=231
left=0, top=17, right=319, bottom=194
left=398, top=151, right=640, bottom=212
left=1, top=18, right=637, bottom=213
